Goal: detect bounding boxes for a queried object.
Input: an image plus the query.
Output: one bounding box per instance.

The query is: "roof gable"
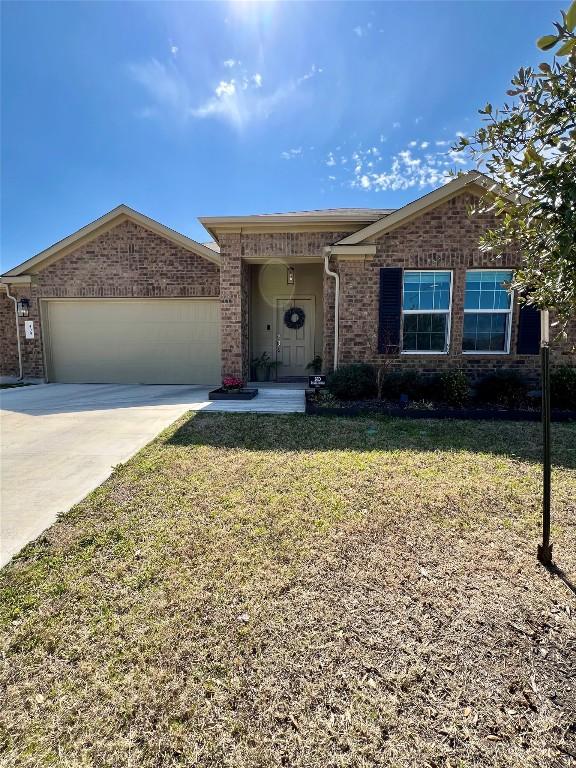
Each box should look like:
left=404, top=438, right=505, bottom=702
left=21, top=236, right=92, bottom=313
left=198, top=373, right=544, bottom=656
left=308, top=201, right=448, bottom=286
left=3, top=205, right=220, bottom=277
left=335, top=172, right=508, bottom=246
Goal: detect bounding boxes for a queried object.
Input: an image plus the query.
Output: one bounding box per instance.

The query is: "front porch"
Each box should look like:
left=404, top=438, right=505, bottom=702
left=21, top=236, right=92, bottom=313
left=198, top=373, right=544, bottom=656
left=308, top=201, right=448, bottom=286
left=219, top=243, right=335, bottom=382
left=248, top=261, right=324, bottom=382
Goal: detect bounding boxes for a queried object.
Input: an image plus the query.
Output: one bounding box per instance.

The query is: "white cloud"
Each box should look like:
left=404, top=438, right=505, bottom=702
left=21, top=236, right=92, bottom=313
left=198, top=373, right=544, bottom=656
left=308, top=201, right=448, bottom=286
left=215, top=80, right=236, bottom=97
left=131, top=58, right=321, bottom=130
left=414, top=116, right=423, bottom=125
left=170, top=45, right=179, bottom=55
left=297, top=64, right=322, bottom=84
left=331, top=133, right=473, bottom=192
left=435, top=140, right=448, bottom=146
left=281, top=147, right=302, bottom=160
left=326, top=152, right=336, bottom=167
left=353, top=22, right=372, bottom=37
left=392, top=121, right=401, bottom=129
left=130, top=59, right=192, bottom=118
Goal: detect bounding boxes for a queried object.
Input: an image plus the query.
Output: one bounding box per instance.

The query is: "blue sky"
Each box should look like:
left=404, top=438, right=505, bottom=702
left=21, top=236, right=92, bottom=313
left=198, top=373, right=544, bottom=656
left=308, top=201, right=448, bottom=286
left=1, top=0, right=559, bottom=271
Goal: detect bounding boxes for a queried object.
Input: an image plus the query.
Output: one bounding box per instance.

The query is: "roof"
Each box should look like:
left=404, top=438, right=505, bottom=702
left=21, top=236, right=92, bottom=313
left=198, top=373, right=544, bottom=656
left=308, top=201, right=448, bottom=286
left=3, top=205, right=221, bottom=277
left=198, top=208, right=394, bottom=241
left=335, top=172, right=519, bottom=246
left=245, top=208, right=395, bottom=218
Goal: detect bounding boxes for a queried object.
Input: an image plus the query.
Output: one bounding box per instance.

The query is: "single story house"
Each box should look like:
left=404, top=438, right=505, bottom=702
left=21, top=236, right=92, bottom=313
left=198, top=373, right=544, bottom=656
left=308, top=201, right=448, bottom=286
left=1, top=172, right=574, bottom=385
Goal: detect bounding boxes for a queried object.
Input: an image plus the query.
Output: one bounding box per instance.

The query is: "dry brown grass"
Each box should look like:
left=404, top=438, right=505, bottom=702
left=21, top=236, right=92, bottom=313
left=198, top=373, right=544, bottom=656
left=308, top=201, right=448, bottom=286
left=1, top=413, right=575, bottom=768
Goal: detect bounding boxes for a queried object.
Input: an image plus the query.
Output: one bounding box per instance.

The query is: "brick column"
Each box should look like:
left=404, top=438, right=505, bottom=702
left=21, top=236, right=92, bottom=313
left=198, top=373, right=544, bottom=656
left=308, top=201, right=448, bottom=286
left=338, top=259, right=379, bottom=365
left=219, top=233, right=247, bottom=380
left=0, top=291, right=20, bottom=377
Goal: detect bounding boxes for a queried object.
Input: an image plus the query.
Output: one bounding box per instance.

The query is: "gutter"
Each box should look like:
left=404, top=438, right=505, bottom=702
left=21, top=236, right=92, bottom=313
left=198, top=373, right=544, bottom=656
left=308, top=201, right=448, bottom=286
left=323, top=251, right=339, bottom=370
left=1, top=283, right=23, bottom=380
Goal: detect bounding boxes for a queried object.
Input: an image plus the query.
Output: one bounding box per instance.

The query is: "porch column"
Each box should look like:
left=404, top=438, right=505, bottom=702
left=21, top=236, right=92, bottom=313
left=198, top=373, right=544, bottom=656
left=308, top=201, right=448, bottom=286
left=219, top=234, right=249, bottom=381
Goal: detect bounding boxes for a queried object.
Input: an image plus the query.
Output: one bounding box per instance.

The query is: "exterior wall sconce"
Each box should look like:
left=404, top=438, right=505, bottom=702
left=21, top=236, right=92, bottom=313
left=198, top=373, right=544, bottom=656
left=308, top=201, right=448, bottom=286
left=17, top=298, right=30, bottom=317
left=287, top=266, right=295, bottom=285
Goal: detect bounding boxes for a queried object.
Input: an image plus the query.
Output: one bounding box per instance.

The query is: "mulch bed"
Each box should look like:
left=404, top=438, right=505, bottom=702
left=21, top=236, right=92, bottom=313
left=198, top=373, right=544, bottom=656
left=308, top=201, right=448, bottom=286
left=306, top=391, right=576, bottom=422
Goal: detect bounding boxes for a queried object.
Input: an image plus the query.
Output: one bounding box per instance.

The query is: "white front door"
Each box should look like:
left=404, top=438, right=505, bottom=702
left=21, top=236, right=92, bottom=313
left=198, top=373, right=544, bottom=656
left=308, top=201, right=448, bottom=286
left=274, top=297, right=315, bottom=377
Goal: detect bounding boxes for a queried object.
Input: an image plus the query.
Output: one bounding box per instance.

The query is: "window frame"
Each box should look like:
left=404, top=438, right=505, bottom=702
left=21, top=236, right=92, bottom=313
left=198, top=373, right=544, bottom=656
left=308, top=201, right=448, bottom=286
left=462, top=269, right=514, bottom=355
left=401, top=269, right=453, bottom=355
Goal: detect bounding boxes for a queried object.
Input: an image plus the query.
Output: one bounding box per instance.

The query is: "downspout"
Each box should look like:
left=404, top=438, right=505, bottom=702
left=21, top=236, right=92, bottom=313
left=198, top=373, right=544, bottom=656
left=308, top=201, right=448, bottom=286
left=324, top=250, right=339, bottom=370
left=1, top=283, right=23, bottom=381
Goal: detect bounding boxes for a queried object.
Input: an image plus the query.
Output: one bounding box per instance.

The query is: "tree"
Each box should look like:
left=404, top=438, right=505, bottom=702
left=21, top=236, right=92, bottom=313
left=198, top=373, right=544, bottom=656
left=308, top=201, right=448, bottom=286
left=455, top=1, right=576, bottom=326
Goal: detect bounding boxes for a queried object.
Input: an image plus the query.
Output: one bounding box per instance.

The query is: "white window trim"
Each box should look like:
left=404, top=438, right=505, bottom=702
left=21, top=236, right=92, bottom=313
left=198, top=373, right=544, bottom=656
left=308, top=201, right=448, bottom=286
left=401, top=270, right=452, bottom=355
left=462, top=270, right=513, bottom=355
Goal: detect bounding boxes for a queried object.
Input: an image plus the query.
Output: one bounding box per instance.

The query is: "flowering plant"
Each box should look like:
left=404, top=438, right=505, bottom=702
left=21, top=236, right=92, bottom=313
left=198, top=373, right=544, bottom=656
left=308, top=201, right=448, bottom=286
left=222, top=376, right=244, bottom=391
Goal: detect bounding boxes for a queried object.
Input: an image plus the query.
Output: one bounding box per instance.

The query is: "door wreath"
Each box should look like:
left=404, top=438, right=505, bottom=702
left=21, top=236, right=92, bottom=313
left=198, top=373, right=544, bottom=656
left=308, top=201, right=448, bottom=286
left=284, top=306, right=306, bottom=330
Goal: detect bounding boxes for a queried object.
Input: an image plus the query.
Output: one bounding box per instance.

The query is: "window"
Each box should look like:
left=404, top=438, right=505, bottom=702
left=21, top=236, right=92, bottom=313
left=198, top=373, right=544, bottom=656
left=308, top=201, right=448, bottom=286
left=463, top=270, right=513, bottom=353
left=402, top=270, right=452, bottom=353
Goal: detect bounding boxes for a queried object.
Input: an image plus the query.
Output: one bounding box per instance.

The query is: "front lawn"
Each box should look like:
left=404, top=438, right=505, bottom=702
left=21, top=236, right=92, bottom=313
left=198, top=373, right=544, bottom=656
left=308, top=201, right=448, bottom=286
left=1, top=414, right=575, bottom=767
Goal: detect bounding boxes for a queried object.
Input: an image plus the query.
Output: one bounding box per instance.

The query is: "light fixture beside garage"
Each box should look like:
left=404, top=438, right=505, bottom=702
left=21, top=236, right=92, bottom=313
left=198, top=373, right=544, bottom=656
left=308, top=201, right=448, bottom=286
left=17, top=298, right=30, bottom=317
left=287, top=266, right=295, bottom=285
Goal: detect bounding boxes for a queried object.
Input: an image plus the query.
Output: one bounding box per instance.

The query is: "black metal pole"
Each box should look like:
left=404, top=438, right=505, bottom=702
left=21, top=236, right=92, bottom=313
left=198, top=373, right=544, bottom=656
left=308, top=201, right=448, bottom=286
left=537, top=310, right=553, bottom=565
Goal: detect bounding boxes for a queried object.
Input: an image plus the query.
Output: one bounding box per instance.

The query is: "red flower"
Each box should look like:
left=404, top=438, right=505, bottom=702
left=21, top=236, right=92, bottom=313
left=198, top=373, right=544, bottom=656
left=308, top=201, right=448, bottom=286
left=222, top=376, right=243, bottom=390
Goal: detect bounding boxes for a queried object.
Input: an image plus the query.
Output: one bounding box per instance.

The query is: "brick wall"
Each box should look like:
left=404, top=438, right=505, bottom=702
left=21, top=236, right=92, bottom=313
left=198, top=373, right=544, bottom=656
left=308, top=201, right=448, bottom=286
left=0, top=220, right=220, bottom=379
left=0, top=292, right=20, bottom=377
left=220, top=230, right=348, bottom=379
left=336, top=193, right=575, bottom=382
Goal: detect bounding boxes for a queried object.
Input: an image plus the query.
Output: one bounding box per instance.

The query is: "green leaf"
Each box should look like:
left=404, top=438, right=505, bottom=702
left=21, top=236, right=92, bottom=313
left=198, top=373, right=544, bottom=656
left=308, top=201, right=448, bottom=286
left=556, top=38, right=576, bottom=56
left=566, top=0, right=576, bottom=32
left=537, top=34, right=559, bottom=50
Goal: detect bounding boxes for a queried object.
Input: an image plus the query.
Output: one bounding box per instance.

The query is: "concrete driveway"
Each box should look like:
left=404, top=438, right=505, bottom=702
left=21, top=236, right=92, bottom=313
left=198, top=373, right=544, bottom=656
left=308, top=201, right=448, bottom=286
left=1, top=383, right=305, bottom=567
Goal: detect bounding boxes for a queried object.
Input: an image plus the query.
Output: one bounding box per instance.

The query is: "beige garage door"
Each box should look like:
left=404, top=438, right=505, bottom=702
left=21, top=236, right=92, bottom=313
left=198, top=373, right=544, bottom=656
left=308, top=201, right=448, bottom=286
left=45, top=299, right=221, bottom=384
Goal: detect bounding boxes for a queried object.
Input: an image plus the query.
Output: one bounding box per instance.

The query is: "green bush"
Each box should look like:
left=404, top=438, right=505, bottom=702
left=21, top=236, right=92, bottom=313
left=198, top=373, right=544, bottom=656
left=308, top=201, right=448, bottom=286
left=550, top=365, right=576, bottom=409
left=326, top=363, right=377, bottom=400
left=379, top=370, right=423, bottom=400
left=475, top=370, right=528, bottom=407
left=438, top=369, right=470, bottom=406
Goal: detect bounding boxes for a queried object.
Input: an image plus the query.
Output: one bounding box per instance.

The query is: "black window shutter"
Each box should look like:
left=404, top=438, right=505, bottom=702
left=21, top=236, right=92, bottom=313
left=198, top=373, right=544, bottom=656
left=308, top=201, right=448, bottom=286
left=378, top=267, right=402, bottom=353
left=516, top=305, right=540, bottom=354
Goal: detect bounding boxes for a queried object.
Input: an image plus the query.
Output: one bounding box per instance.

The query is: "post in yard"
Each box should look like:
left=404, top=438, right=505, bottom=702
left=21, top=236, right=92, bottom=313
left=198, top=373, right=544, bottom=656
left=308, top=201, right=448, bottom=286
left=537, top=309, right=553, bottom=566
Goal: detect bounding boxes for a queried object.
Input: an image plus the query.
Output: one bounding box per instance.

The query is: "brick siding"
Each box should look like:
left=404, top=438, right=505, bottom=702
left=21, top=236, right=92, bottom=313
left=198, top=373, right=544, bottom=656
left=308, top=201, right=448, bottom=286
left=0, top=292, right=20, bottom=377
left=0, top=220, right=220, bottom=379
left=2, top=198, right=574, bottom=384
left=336, top=193, right=575, bottom=383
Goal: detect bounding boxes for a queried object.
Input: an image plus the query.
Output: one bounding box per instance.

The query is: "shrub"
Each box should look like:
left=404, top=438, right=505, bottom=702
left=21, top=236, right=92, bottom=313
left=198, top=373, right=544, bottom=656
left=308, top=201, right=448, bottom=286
left=379, top=370, right=423, bottom=400
left=326, top=363, right=377, bottom=400
left=438, top=369, right=470, bottom=406
left=475, top=370, right=528, bottom=407
left=550, top=365, right=576, bottom=409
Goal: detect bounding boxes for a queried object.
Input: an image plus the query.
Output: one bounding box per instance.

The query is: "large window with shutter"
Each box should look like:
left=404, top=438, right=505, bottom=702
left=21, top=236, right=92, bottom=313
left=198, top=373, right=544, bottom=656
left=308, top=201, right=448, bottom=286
left=463, top=270, right=513, bottom=353
left=401, top=270, right=452, bottom=353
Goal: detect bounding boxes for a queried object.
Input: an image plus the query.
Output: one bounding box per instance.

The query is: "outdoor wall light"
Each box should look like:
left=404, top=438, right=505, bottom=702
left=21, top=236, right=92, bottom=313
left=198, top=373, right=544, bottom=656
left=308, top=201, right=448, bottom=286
left=17, top=298, right=30, bottom=317
left=287, top=266, right=295, bottom=285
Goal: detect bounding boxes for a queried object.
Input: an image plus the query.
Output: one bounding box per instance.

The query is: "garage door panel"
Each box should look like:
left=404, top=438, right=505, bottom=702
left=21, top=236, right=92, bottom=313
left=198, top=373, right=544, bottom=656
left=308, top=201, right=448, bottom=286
left=45, top=300, right=221, bottom=384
